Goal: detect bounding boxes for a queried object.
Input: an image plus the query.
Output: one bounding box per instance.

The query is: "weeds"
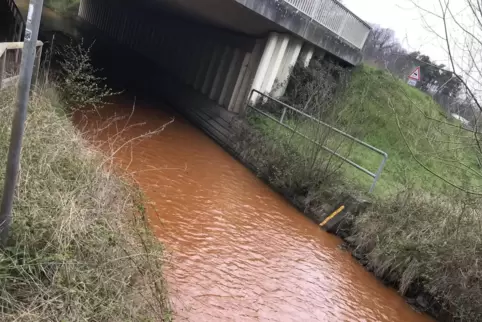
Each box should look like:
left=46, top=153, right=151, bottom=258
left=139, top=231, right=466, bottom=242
left=0, top=38, right=171, bottom=320
left=350, top=191, right=482, bottom=321
left=239, top=59, right=482, bottom=320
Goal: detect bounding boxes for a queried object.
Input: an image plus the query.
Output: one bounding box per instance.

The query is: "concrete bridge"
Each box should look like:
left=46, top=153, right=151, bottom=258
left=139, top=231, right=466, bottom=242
left=77, top=0, right=370, bottom=114
left=2, top=0, right=369, bottom=146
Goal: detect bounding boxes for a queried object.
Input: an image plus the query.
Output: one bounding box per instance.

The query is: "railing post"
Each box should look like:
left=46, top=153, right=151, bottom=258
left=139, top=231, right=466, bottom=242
left=32, top=45, right=43, bottom=88
left=0, top=53, right=6, bottom=89
left=337, top=11, right=350, bottom=36
left=369, top=154, right=388, bottom=193
left=280, top=107, right=287, bottom=124
left=311, top=0, right=322, bottom=22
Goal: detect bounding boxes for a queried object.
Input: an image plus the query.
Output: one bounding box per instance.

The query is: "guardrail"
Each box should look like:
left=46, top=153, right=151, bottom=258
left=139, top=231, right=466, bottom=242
left=5, top=0, right=25, bottom=42
left=247, top=89, right=388, bottom=193
left=0, top=41, right=44, bottom=90
left=283, top=0, right=371, bottom=49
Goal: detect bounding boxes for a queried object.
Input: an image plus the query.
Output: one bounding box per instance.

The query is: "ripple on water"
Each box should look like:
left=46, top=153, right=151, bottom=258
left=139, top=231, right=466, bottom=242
left=83, top=102, right=432, bottom=322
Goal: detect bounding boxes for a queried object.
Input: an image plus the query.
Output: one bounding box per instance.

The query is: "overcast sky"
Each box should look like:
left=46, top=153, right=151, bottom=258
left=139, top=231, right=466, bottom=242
left=344, top=0, right=449, bottom=64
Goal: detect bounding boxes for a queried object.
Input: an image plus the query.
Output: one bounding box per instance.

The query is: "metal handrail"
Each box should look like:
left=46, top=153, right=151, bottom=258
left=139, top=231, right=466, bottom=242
left=247, top=90, right=388, bottom=193
left=5, top=0, right=25, bottom=42
left=282, top=0, right=371, bottom=49
left=0, top=41, right=44, bottom=90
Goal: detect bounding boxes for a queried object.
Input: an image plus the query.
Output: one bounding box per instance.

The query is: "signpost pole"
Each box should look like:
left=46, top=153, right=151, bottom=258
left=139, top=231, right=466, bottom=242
left=0, top=0, right=44, bottom=245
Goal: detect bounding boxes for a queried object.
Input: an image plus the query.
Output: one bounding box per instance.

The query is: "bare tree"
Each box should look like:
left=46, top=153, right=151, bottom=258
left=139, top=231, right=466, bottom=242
left=363, top=25, right=398, bottom=62
left=386, top=0, right=482, bottom=194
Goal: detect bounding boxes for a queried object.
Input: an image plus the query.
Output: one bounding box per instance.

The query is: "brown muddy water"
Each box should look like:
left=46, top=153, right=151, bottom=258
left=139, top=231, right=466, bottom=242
left=78, top=99, right=431, bottom=322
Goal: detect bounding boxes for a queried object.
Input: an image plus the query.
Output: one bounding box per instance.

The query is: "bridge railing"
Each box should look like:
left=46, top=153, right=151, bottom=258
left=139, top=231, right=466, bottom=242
left=283, top=0, right=371, bottom=49
left=0, top=41, right=44, bottom=90
left=5, top=0, right=25, bottom=42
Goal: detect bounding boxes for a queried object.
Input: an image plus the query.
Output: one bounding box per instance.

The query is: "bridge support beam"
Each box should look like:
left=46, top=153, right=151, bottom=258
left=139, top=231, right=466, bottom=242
left=77, top=0, right=320, bottom=115
left=273, top=37, right=303, bottom=98
left=249, top=33, right=313, bottom=104
left=299, top=43, right=315, bottom=68
left=228, top=40, right=263, bottom=113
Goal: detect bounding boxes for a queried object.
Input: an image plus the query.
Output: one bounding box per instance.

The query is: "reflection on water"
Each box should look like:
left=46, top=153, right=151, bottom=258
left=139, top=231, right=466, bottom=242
left=80, top=99, right=430, bottom=322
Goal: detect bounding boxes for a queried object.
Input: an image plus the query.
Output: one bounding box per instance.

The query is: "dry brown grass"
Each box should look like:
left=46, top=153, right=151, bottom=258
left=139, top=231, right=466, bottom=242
left=0, top=88, right=171, bottom=321
left=349, top=191, right=482, bottom=321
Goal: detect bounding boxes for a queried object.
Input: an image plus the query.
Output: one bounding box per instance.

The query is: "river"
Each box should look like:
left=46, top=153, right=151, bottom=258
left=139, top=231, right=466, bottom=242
left=80, top=98, right=430, bottom=322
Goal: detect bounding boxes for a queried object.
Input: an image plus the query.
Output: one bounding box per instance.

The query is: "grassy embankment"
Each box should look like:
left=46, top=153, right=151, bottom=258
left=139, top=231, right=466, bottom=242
left=0, top=87, right=171, bottom=320
left=238, top=64, right=482, bottom=320
left=251, top=65, right=481, bottom=197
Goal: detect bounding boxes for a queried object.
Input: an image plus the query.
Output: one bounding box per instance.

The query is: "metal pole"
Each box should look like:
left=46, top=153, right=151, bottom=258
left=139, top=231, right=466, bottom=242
left=280, top=107, right=287, bottom=124
left=369, top=155, right=388, bottom=194
left=0, top=0, right=44, bottom=245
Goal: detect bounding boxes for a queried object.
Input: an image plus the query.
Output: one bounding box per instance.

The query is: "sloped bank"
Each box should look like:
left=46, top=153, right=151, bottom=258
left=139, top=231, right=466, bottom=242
left=229, top=118, right=461, bottom=321
left=0, top=88, right=171, bottom=321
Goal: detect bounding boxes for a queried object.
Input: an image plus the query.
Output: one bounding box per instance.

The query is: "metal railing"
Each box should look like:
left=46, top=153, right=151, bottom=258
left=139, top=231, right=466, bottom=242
left=0, top=41, right=44, bottom=90
left=247, top=90, right=388, bottom=193
left=283, top=0, right=371, bottom=49
left=5, top=0, right=25, bottom=42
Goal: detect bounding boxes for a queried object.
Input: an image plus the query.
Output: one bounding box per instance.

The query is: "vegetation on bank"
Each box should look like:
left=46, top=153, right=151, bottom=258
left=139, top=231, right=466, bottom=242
left=235, top=61, right=482, bottom=321
left=253, top=64, right=480, bottom=197
left=44, top=0, right=79, bottom=16
left=0, top=44, right=170, bottom=320
left=350, top=191, right=482, bottom=321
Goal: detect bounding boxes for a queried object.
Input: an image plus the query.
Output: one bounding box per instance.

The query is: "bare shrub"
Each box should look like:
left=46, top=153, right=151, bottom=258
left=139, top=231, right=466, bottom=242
left=55, top=39, right=118, bottom=110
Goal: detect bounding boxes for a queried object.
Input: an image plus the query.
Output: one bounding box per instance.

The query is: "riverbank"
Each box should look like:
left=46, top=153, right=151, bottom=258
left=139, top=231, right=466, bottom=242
left=227, top=65, right=482, bottom=321
left=0, top=88, right=171, bottom=321
left=230, top=116, right=454, bottom=321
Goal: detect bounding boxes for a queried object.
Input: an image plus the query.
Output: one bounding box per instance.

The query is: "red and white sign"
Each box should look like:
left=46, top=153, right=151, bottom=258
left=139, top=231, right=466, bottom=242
left=408, top=66, right=421, bottom=81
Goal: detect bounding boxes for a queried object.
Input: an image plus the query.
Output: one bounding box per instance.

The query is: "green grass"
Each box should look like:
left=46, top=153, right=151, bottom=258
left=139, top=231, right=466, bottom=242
left=251, top=65, right=481, bottom=197
left=0, top=88, right=171, bottom=321
left=241, top=63, right=482, bottom=321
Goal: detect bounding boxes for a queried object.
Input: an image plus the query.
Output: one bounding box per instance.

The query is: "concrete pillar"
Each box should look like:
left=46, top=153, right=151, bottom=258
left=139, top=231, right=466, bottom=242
left=194, top=41, right=213, bottom=90
left=261, top=34, right=289, bottom=95
left=299, top=43, right=315, bottom=68
left=201, top=45, right=222, bottom=95
left=219, top=48, right=242, bottom=107
left=210, top=46, right=233, bottom=101
left=273, top=37, right=303, bottom=98
left=178, top=37, right=192, bottom=82
left=229, top=39, right=263, bottom=113
left=250, top=33, right=278, bottom=102
left=78, top=0, right=85, bottom=17
left=185, top=37, right=202, bottom=86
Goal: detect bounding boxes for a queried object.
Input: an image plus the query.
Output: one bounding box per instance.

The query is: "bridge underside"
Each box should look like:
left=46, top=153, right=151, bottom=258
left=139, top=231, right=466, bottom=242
left=124, top=0, right=365, bottom=66
left=79, top=0, right=333, bottom=114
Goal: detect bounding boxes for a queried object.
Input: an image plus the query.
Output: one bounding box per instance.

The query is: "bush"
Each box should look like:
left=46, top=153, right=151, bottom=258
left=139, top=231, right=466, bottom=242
left=55, top=40, right=118, bottom=110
